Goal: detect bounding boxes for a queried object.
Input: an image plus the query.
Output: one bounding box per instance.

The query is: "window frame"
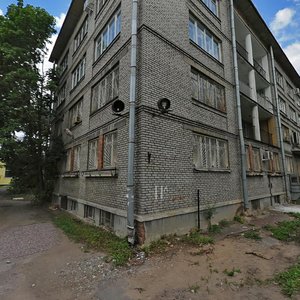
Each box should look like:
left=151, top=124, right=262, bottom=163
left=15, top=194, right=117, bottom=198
left=84, top=205, right=95, bottom=220
left=88, top=138, right=99, bottom=170
left=69, top=99, right=83, bottom=128
left=103, top=131, right=118, bottom=169
left=94, top=9, right=121, bottom=60
left=189, top=15, right=221, bottom=61
left=74, top=17, right=88, bottom=53
left=191, top=68, right=226, bottom=112
left=71, top=56, right=86, bottom=89
left=193, top=133, right=229, bottom=171
left=91, top=65, right=119, bottom=114
left=201, top=0, right=218, bottom=16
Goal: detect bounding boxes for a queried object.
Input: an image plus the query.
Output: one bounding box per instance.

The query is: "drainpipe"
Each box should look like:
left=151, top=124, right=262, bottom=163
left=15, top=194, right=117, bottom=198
left=229, top=0, right=249, bottom=210
left=127, top=0, right=138, bottom=245
left=270, top=46, right=290, bottom=202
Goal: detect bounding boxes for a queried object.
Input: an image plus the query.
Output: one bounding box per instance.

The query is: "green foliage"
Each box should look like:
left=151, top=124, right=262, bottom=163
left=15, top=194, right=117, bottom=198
left=266, top=219, right=300, bottom=242
left=53, top=213, right=133, bottom=266
left=234, top=215, right=245, bottom=224
left=143, top=239, right=169, bottom=256
left=275, top=263, right=300, bottom=297
left=244, top=230, right=262, bottom=240
left=223, top=268, right=241, bottom=277
left=0, top=2, right=58, bottom=201
left=209, top=224, right=221, bottom=234
left=184, top=231, right=214, bottom=246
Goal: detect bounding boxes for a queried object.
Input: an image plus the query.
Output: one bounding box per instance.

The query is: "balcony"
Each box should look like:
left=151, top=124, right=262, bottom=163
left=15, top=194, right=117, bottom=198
left=236, top=42, right=248, bottom=61
left=256, top=93, right=273, bottom=114
left=253, top=59, right=266, bottom=79
left=239, top=81, right=252, bottom=99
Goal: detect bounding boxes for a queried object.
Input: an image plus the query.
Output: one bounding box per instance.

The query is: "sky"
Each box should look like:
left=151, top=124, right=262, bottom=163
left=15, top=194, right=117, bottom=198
left=0, top=0, right=299, bottom=74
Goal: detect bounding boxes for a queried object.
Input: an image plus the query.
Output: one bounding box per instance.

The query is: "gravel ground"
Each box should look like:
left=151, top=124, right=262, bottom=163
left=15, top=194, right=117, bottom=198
left=0, top=223, right=59, bottom=261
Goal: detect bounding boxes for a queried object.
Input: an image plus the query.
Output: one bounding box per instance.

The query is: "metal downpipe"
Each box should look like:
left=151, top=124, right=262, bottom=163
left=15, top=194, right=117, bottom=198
left=229, top=0, right=250, bottom=210
left=127, top=0, right=138, bottom=245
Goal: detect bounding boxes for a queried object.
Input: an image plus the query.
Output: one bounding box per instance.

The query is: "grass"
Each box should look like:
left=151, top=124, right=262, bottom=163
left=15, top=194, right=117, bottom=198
left=183, top=231, right=214, bottom=246
left=142, top=239, right=170, bottom=256
left=53, top=213, right=132, bottom=266
left=244, top=230, right=262, bottom=240
left=234, top=215, right=245, bottom=224
left=265, top=218, right=300, bottom=242
left=223, top=268, right=241, bottom=277
left=275, top=262, right=300, bottom=297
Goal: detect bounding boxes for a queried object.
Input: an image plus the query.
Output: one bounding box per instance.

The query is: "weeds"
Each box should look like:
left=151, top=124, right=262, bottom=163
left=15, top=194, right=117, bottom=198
left=188, top=283, right=200, bottom=293
left=209, top=224, right=221, bottom=234
left=244, top=230, right=262, bottom=240
left=184, top=231, right=214, bottom=246
left=53, top=213, right=132, bottom=266
left=265, top=219, right=300, bottom=242
left=275, top=262, right=300, bottom=297
left=223, top=268, right=241, bottom=277
left=234, top=215, right=244, bottom=224
left=142, top=239, right=169, bottom=256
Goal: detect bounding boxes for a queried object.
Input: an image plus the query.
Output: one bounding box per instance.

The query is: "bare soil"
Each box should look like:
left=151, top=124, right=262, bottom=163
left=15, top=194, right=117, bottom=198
left=1, top=187, right=300, bottom=300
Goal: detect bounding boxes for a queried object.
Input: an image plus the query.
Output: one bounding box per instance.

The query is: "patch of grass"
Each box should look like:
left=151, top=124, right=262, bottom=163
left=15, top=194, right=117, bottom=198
left=142, top=239, right=169, bottom=256
left=234, top=215, right=244, bottom=224
left=244, top=230, right=262, bottom=240
left=219, top=219, right=231, bottom=227
left=188, top=283, right=200, bottom=293
left=275, top=263, right=300, bottom=297
left=53, top=213, right=132, bottom=266
left=223, top=268, right=241, bottom=277
left=183, top=231, right=214, bottom=246
left=208, top=224, right=221, bottom=234
left=266, top=219, right=300, bottom=242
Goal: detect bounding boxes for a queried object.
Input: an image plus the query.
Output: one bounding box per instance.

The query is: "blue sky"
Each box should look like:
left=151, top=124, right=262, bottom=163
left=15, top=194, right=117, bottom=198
left=0, top=0, right=299, bottom=74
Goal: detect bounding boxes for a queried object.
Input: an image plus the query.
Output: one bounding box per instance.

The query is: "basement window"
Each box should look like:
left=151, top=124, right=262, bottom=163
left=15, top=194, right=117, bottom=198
left=84, top=205, right=95, bottom=220
left=68, top=200, right=77, bottom=211
left=99, top=209, right=114, bottom=229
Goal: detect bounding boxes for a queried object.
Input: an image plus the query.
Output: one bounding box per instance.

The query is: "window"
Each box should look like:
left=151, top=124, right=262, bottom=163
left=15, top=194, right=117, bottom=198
left=287, top=81, right=294, bottom=98
left=191, top=69, right=225, bottom=112
left=4, top=169, right=12, bottom=178
left=69, top=100, right=83, bottom=128
left=282, top=125, right=290, bottom=143
left=286, top=156, right=294, bottom=174
left=91, top=66, right=119, bottom=113
left=193, top=134, right=229, bottom=170
left=66, top=149, right=72, bottom=172
left=84, top=205, right=95, bottom=220
left=60, top=52, right=68, bottom=74
left=96, top=0, right=107, bottom=14
left=100, top=209, right=114, bottom=228
left=279, top=97, right=286, bottom=114
left=275, top=69, right=284, bottom=88
left=201, top=0, right=218, bottom=15
left=88, top=139, right=98, bottom=170
left=291, top=131, right=299, bottom=145
left=57, top=83, right=66, bottom=107
left=189, top=16, right=221, bottom=61
left=68, top=200, right=77, bottom=211
left=245, top=145, right=261, bottom=172
left=271, top=152, right=280, bottom=173
left=65, top=145, right=81, bottom=172
left=290, top=107, right=297, bottom=123
left=72, top=56, right=86, bottom=89
left=103, top=131, right=118, bottom=168
left=95, top=10, right=121, bottom=59
left=74, top=18, right=88, bottom=52
left=73, top=145, right=81, bottom=171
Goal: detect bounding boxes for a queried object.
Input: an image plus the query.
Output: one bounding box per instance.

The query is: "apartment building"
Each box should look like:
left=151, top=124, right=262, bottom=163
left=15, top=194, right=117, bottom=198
left=50, top=0, right=300, bottom=243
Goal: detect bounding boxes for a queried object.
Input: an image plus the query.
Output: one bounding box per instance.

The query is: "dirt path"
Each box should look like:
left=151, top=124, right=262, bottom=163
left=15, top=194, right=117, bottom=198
left=0, top=188, right=113, bottom=300
left=1, top=186, right=299, bottom=300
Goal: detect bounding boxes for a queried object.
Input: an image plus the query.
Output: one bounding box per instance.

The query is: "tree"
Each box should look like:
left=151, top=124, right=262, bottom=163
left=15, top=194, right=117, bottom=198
left=0, top=1, right=60, bottom=201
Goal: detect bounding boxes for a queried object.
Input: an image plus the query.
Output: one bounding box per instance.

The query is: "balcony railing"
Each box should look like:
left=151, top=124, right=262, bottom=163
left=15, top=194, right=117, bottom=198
left=239, top=81, right=252, bottom=99
left=236, top=41, right=248, bottom=61
left=254, top=59, right=267, bottom=79
left=257, top=93, right=273, bottom=113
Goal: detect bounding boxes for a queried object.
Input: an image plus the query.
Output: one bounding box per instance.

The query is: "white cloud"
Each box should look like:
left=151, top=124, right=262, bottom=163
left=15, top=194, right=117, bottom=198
left=0, top=9, right=3, bottom=16
left=55, top=13, right=66, bottom=30
left=270, top=8, right=296, bottom=33
left=284, top=42, right=300, bottom=74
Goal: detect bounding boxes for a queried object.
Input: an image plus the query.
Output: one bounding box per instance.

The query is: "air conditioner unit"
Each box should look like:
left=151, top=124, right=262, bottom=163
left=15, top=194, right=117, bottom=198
left=84, top=0, right=94, bottom=13
left=262, top=150, right=273, bottom=161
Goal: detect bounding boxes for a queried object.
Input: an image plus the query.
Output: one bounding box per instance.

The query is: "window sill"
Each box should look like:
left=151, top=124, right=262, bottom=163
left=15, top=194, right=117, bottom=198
left=268, top=172, right=283, bottom=177
left=190, top=40, right=224, bottom=67
left=93, top=34, right=121, bottom=67
left=90, top=97, right=118, bottom=117
left=62, top=172, right=79, bottom=178
left=84, top=168, right=118, bottom=178
left=193, top=168, right=230, bottom=173
left=192, top=98, right=227, bottom=116
left=70, top=120, right=82, bottom=130
left=246, top=172, right=263, bottom=177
